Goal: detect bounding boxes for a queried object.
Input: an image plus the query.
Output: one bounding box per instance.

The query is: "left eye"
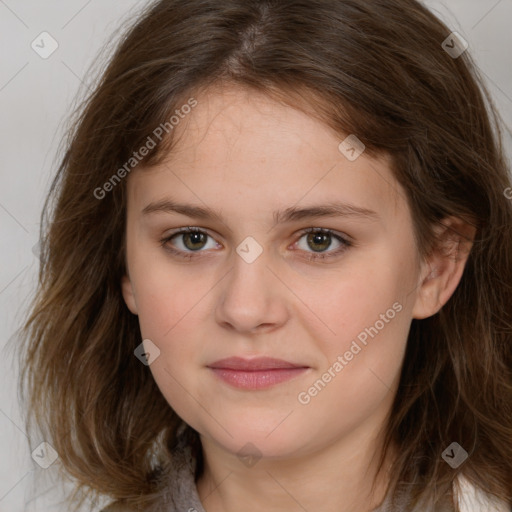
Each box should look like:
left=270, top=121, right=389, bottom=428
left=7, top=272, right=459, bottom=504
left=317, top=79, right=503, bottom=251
left=160, top=227, right=352, bottom=261
left=294, top=228, right=350, bottom=260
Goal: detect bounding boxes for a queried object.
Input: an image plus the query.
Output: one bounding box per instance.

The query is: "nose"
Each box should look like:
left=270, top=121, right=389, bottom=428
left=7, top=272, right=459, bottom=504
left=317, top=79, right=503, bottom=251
left=214, top=248, right=289, bottom=334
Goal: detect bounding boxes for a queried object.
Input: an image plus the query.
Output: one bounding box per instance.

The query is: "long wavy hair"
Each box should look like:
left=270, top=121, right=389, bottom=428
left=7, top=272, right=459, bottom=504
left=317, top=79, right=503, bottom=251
left=17, top=0, right=512, bottom=510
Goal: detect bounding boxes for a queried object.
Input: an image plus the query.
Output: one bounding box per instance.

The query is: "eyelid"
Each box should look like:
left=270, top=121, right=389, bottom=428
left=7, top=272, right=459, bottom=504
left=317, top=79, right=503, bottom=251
left=296, top=226, right=353, bottom=243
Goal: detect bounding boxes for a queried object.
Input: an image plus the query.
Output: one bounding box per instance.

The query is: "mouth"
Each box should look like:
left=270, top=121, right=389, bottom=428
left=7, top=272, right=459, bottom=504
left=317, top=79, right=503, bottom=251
left=207, top=357, right=310, bottom=390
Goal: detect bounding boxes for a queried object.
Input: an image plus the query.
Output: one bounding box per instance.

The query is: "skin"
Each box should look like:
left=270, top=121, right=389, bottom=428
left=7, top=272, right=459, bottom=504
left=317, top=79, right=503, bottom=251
left=121, top=85, right=474, bottom=512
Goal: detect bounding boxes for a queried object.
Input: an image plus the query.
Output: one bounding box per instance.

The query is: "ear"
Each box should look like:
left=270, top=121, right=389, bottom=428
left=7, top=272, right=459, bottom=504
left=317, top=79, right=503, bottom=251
left=412, top=216, right=476, bottom=320
left=121, top=274, right=138, bottom=315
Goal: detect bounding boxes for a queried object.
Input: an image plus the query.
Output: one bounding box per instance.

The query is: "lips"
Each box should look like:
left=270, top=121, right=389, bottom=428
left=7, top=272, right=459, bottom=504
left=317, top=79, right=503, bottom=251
left=207, top=357, right=310, bottom=390
left=207, top=356, right=308, bottom=371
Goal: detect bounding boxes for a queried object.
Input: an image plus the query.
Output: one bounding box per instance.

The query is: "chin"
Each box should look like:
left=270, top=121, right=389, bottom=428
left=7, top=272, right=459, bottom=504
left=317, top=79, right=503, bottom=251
left=203, top=424, right=304, bottom=459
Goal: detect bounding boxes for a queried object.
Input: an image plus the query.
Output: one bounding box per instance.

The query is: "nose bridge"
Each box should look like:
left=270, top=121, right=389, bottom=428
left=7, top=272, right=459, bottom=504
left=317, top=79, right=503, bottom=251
left=215, top=235, right=285, bottom=331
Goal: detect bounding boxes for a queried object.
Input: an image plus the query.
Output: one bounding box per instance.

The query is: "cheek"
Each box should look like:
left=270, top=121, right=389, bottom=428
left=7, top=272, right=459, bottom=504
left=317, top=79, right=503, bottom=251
left=132, top=273, right=206, bottom=425
left=133, top=264, right=210, bottom=340
left=305, top=259, right=412, bottom=386
left=308, top=264, right=404, bottom=340
left=296, top=304, right=410, bottom=439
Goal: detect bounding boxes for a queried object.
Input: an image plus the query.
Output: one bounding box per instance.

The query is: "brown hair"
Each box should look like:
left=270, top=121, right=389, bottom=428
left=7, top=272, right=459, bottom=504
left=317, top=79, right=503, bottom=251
left=18, top=0, right=512, bottom=510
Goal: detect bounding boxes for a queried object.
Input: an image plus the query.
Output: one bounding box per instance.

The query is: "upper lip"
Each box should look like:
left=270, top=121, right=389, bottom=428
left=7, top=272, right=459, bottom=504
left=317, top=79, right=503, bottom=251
left=207, top=357, right=308, bottom=371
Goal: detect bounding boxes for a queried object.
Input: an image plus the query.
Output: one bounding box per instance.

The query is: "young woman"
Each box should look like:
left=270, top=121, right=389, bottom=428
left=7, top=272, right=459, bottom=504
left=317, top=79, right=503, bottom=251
left=19, top=0, right=512, bottom=510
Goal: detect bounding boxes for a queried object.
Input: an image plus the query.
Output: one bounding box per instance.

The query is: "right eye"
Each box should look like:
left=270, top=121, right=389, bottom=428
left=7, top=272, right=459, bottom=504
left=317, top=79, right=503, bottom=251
left=160, top=227, right=220, bottom=259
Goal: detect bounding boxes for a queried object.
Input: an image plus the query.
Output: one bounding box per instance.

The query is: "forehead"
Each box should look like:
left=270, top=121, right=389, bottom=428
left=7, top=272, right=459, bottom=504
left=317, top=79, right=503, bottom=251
left=127, top=85, right=404, bottom=224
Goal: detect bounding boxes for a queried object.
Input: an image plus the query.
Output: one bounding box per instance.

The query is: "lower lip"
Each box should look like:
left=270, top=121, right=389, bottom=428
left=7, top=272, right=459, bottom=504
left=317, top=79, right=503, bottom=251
left=209, top=368, right=309, bottom=389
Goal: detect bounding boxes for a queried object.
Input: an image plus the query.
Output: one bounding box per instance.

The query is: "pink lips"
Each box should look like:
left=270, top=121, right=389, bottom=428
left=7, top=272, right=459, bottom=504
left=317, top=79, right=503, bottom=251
left=207, top=357, right=309, bottom=390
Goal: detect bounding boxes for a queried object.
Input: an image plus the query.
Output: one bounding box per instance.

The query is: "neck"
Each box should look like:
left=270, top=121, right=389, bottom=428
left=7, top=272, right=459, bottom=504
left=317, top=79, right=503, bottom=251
left=196, top=424, right=396, bottom=512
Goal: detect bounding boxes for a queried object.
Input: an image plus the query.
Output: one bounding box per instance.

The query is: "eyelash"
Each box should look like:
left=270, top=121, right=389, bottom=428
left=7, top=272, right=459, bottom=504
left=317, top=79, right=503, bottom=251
left=160, top=227, right=352, bottom=262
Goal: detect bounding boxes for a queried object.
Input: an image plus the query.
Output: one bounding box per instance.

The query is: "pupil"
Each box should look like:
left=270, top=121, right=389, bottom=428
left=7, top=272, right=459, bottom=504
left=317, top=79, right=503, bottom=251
left=185, top=232, right=205, bottom=250
left=308, top=232, right=330, bottom=252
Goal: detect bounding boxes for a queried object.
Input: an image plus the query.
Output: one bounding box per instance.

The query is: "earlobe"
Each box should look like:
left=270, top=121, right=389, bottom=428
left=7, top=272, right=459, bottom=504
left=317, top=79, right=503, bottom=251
left=412, top=217, right=476, bottom=320
left=121, top=274, right=138, bottom=315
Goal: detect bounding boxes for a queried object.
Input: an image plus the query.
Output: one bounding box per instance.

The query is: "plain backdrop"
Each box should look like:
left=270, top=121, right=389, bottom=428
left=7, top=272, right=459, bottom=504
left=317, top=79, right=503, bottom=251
left=1, top=1, right=511, bottom=510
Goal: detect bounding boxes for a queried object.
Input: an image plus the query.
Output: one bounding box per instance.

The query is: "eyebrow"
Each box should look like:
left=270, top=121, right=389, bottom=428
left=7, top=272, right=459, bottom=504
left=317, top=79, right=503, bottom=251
left=141, top=198, right=380, bottom=226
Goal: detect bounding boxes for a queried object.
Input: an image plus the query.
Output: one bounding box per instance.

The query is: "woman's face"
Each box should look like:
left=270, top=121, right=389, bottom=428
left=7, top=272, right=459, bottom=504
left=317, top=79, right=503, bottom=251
left=122, top=85, right=427, bottom=459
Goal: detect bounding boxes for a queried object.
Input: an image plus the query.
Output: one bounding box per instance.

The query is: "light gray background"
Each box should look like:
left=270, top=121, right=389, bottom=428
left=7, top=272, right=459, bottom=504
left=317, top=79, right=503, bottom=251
left=1, top=1, right=511, bottom=511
